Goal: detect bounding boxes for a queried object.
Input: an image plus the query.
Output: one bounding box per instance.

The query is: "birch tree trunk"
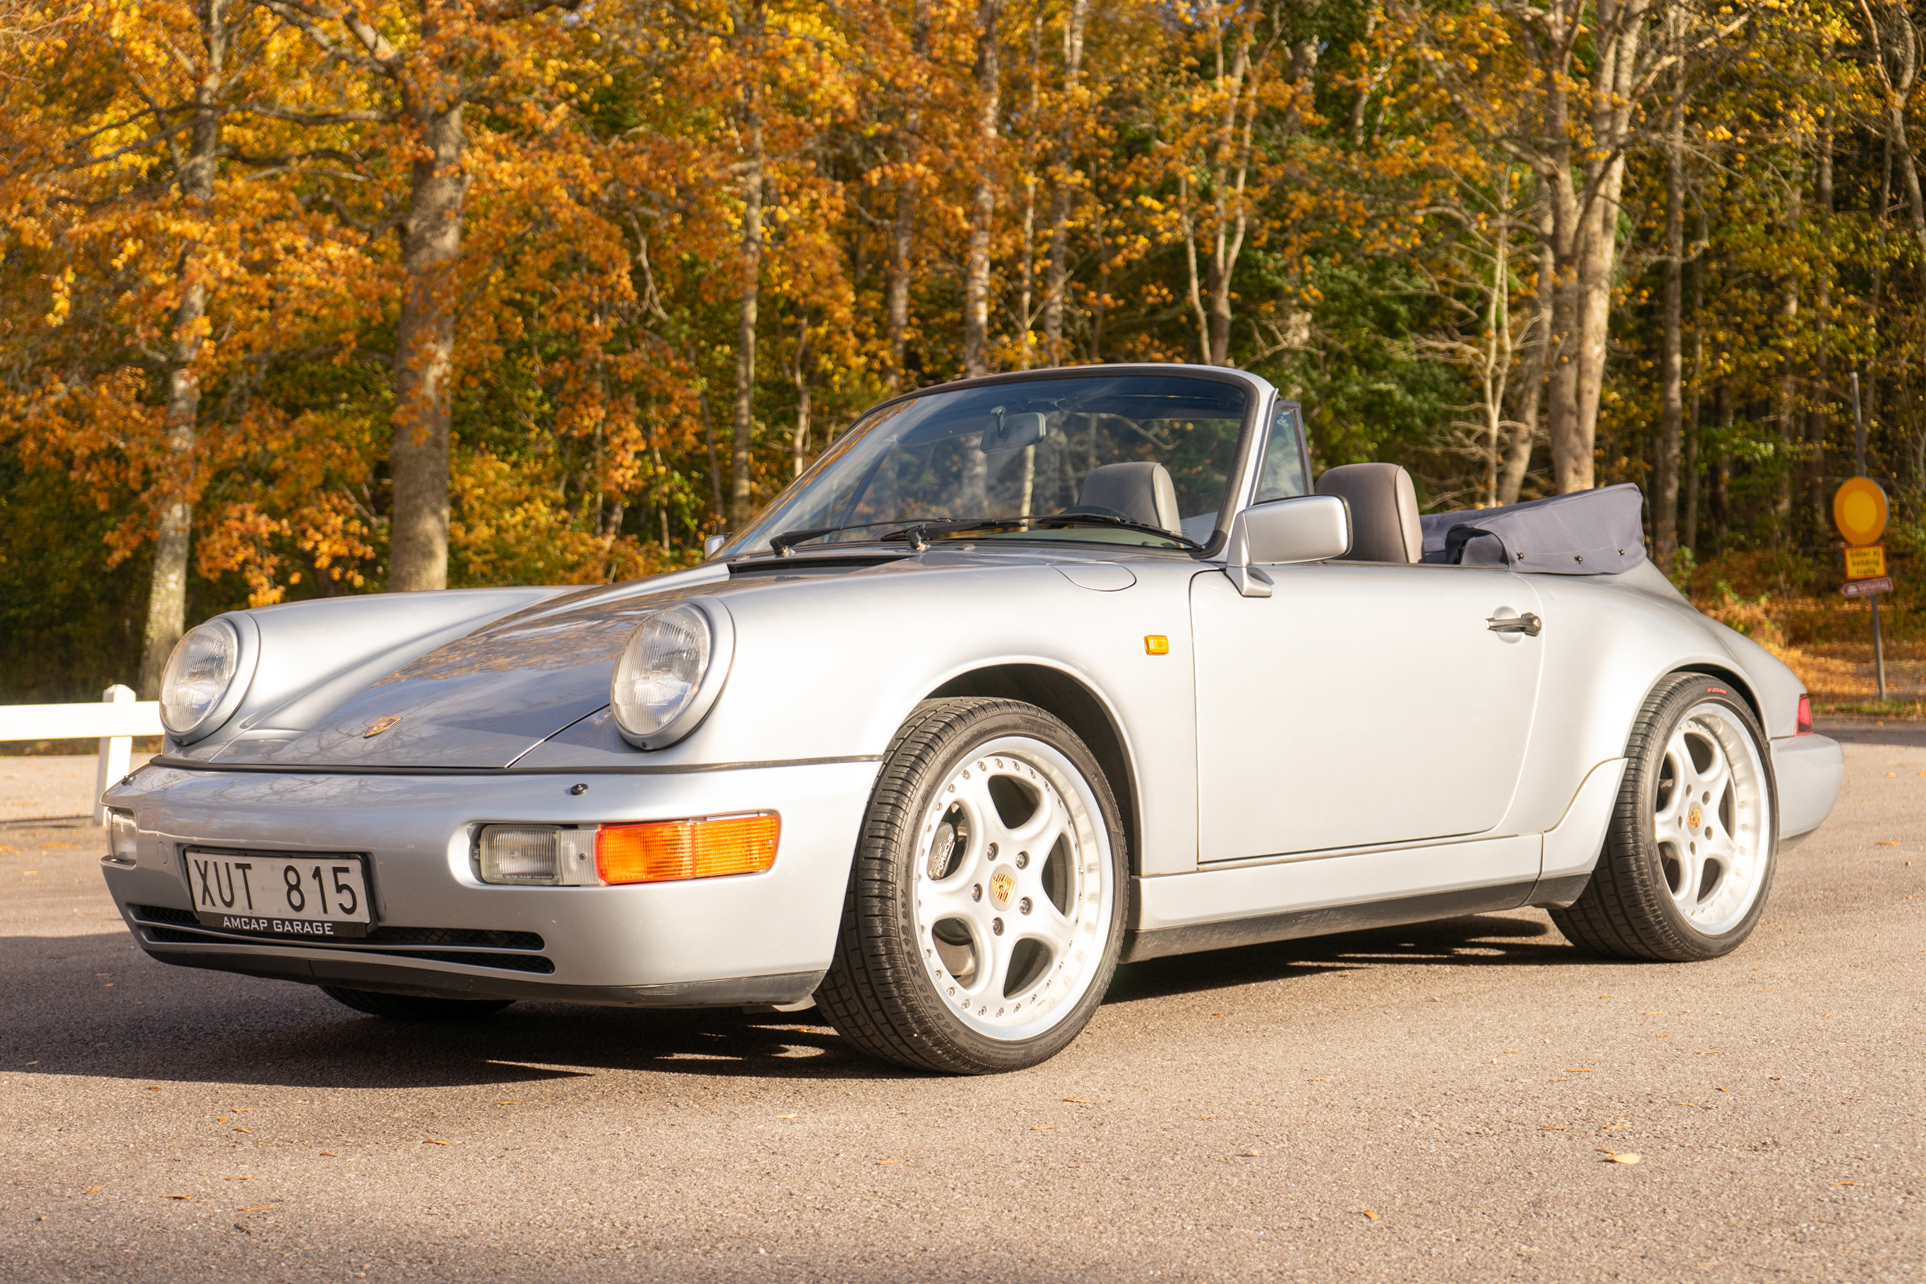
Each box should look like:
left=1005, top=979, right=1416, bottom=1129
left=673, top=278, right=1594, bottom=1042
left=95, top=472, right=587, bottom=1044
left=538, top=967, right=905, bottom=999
left=1042, top=0, right=1087, bottom=364
left=885, top=0, right=929, bottom=391
left=731, top=102, right=765, bottom=525
left=963, top=0, right=1000, bottom=378
left=140, top=0, right=228, bottom=695
left=1654, top=12, right=1685, bottom=569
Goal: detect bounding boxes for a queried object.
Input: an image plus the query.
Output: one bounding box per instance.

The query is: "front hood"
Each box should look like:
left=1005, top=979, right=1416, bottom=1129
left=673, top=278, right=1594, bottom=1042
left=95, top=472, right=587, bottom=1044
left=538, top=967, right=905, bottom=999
left=214, top=547, right=1149, bottom=769
left=219, top=566, right=732, bottom=768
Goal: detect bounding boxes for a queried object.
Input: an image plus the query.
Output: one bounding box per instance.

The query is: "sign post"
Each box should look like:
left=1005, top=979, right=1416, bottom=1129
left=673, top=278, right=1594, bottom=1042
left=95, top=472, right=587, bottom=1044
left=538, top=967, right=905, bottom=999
left=1842, top=373, right=1889, bottom=699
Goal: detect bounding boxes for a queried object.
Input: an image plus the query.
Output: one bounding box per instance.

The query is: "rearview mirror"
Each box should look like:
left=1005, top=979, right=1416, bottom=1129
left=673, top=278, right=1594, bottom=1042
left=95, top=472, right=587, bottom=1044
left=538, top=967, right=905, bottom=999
left=1223, top=495, right=1350, bottom=597
left=983, top=411, right=1048, bottom=453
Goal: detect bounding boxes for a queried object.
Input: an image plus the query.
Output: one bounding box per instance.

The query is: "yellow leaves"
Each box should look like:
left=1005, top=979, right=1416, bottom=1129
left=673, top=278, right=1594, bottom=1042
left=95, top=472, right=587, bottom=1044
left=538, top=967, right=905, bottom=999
left=1600, top=1151, right=1642, bottom=1165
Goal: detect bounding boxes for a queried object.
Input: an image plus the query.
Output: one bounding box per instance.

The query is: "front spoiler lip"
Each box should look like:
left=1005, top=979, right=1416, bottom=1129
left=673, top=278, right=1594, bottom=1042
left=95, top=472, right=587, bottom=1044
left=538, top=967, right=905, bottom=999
left=140, top=752, right=883, bottom=777
left=144, top=943, right=825, bottom=1008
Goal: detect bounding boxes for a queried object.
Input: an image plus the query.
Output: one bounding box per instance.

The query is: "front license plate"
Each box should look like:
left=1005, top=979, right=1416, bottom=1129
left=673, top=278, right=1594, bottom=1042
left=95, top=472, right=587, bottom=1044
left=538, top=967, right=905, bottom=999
left=187, top=851, right=373, bottom=940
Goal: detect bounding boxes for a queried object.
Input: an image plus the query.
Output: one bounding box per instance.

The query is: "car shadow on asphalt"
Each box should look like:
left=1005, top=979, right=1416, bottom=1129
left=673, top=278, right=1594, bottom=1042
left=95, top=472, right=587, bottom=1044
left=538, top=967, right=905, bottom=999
left=5, top=913, right=1574, bottom=1089
left=1105, top=910, right=1576, bottom=1006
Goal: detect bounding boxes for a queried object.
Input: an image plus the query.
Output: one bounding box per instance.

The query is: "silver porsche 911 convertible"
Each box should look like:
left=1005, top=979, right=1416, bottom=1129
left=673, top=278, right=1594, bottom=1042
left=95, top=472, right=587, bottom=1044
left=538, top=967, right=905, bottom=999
left=101, top=364, right=1844, bottom=1073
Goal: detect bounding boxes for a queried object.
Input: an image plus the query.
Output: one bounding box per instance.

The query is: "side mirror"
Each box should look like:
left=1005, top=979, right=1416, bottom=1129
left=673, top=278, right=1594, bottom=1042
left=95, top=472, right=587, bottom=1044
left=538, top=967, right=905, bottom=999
left=1223, top=495, right=1350, bottom=597
left=702, top=534, right=727, bottom=559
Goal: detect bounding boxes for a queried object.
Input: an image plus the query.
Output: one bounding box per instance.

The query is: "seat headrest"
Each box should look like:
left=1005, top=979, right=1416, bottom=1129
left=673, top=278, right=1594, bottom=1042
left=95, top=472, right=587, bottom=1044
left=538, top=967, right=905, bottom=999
left=1075, top=462, right=1182, bottom=534
left=1314, top=463, right=1423, bottom=563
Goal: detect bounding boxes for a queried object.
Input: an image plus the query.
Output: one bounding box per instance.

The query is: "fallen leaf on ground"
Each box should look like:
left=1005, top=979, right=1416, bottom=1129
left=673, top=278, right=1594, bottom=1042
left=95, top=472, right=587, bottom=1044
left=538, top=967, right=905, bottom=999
left=773, top=1114, right=798, bottom=1119
left=238, top=1206, right=277, bottom=1212
left=82, top=1187, right=99, bottom=1195
left=319, top=1153, right=338, bottom=1158
left=1697, top=1050, right=1723, bottom=1055
left=495, top=1102, right=520, bottom=1107
left=876, top=1159, right=901, bottom=1165
left=422, top=1139, right=448, bottom=1146
left=166, top=1195, right=191, bottom=1201
left=232, top=1127, right=251, bottom=1134
left=1361, top=1210, right=1379, bottom=1220
left=1565, top=1068, right=1596, bottom=1073
left=1062, top=1097, right=1089, bottom=1104
left=1305, top=1077, right=1328, bottom=1081
left=1876, top=841, right=1900, bottom=846
left=1832, top=1180, right=1855, bottom=1186
left=1599, top=1151, right=1641, bottom=1165
left=1539, top=1126, right=1569, bottom=1131
left=1031, top=1125, right=1057, bottom=1131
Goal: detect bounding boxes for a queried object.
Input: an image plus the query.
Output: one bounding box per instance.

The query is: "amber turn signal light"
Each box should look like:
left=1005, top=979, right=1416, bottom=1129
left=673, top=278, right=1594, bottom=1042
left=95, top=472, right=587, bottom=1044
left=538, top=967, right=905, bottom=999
left=1144, top=634, right=1170, bottom=655
left=595, top=813, right=780, bottom=884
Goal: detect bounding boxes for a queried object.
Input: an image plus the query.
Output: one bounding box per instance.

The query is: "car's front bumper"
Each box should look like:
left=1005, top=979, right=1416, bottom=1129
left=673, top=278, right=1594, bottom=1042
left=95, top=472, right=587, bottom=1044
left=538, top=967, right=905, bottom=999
left=98, top=758, right=879, bottom=1005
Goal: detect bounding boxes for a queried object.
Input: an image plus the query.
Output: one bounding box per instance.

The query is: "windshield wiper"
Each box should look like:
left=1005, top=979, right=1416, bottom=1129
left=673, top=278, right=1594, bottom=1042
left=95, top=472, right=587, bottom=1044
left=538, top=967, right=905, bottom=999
left=880, top=518, right=1027, bottom=549
left=1030, top=512, right=1202, bottom=549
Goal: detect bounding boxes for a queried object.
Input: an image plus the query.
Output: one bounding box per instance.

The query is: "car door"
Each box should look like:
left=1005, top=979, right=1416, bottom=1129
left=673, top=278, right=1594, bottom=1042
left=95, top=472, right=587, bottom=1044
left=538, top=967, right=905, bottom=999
left=1191, top=561, right=1544, bottom=861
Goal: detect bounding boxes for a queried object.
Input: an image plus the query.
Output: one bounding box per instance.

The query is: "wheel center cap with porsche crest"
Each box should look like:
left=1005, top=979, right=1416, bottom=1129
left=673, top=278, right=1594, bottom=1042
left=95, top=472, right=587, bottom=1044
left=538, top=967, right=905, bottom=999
left=1687, top=804, right=1703, bottom=831
left=363, top=715, right=402, bottom=739
left=989, top=866, right=1018, bottom=910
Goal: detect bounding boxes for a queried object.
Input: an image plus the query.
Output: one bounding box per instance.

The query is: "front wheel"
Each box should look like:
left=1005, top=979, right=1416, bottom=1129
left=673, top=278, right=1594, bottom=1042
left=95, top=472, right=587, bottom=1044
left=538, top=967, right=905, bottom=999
left=1553, top=673, right=1778, bottom=961
left=816, top=698, right=1128, bottom=1074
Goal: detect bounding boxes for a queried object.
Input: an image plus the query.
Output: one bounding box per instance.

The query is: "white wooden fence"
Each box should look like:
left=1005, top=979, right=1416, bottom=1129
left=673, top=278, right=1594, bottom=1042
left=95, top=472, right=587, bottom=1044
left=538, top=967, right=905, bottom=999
left=0, top=685, right=164, bottom=824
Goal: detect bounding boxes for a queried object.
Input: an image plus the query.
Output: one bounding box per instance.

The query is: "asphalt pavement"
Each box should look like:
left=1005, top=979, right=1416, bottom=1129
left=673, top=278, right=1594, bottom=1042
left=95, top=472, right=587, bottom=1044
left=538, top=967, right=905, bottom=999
left=1, top=725, right=1920, bottom=1282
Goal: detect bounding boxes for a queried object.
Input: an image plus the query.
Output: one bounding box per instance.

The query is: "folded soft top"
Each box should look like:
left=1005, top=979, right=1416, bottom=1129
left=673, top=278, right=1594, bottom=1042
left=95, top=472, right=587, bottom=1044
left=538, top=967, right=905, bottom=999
left=1417, top=483, right=1647, bottom=575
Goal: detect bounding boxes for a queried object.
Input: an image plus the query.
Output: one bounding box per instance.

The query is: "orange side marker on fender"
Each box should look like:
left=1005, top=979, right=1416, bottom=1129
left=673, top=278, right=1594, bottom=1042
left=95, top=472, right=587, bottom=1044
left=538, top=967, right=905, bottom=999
left=1144, top=635, right=1170, bottom=656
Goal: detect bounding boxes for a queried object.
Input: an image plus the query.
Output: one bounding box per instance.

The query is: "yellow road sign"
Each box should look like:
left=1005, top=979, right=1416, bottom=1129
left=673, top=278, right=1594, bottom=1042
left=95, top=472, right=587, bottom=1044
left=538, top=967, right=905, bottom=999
left=1845, top=545, right=1888, bottom=580
left=1834, top=476, right=1889, bottom=546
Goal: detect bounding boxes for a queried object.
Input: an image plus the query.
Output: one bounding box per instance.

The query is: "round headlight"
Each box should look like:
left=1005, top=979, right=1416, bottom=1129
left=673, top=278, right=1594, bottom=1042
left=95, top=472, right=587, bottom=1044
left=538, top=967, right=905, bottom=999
left=159, top=619, right=241, bottom=738
left=611, top=600, right=734, bottom=749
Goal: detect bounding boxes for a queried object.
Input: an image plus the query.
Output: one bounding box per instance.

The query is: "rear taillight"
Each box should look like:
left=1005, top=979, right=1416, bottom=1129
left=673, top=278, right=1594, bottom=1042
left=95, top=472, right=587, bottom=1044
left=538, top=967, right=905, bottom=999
left=1795, top=693, right=1813, bottom=736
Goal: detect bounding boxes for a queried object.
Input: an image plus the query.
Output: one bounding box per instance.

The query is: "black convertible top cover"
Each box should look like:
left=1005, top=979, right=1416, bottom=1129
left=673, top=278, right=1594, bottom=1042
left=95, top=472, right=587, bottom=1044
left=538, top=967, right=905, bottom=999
left=1418, top=483, right=1647, bottom=575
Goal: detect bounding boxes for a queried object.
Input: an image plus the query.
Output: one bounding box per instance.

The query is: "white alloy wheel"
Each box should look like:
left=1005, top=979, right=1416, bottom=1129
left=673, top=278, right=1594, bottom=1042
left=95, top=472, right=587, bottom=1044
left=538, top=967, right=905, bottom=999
left=912, top=735, right=1115, bottom=1039
left=1650, top=701, right=1772, bottom=935
left=816, top=697, right=1128, bottom=1073
left=1553, top=673, right=1779, bottom=962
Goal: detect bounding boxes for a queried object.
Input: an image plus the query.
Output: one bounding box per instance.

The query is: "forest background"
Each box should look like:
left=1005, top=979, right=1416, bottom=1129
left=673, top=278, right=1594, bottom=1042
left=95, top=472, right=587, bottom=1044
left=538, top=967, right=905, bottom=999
left=5, top=0, right=1925, bottom=718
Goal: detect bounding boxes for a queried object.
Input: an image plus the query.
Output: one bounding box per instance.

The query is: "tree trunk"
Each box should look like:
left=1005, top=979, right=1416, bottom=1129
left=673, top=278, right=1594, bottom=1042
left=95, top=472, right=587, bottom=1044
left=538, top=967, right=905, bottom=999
left=1571, top=2, right=1644, bottom=479
left=1809, top=115, right=1833, bottom=538
left=1042, top=0, right=1087, bottom=365
left=389, top=92, right=469, bottom=592
left=1500, top=202, right=1556, bottom=506
left=963, top=0, right=1000, bottom=379
left=731, top=109, right=765, bottom=526
left=1684, top=208, right=1706, bottom=554
left=885, top=0, right=930, bottom=391
left=139, top=0, right=227, bottom=695
left=1654, top=25, right=1684, bottom=570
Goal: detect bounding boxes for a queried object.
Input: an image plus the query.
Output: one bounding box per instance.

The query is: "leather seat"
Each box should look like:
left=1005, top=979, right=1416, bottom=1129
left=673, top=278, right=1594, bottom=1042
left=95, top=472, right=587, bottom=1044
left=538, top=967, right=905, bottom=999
left=1074, top=462, right=1182, bottom=534
left=1314, top=463, right=1423, bottom=563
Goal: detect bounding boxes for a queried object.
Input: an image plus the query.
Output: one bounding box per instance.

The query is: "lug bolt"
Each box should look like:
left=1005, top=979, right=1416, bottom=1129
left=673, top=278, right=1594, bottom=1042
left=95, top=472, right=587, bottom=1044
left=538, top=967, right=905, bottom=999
left=1019, top=897, right=1033, bottom=915
left=972, top=884, right=983, bottom=902
left=992, top=917, right=1004, bottom=936
left=1015, top=850, right=1029, bottom=869
left=987, top=842, right=998, bottom=859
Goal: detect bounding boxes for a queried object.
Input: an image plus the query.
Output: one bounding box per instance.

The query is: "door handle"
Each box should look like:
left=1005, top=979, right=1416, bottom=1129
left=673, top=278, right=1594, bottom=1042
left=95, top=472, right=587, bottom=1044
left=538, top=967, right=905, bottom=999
left=1486, top=612, right=1542, bottom=637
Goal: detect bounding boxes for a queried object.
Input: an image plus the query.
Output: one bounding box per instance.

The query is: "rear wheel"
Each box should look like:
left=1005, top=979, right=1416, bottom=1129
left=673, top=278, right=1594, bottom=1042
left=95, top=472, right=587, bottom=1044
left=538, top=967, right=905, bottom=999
left=319, top=987, right=515, bottom=1022
left=1553, top=673, right=1777, bottom=961
left=816, top=698, right=1128, bottom=1074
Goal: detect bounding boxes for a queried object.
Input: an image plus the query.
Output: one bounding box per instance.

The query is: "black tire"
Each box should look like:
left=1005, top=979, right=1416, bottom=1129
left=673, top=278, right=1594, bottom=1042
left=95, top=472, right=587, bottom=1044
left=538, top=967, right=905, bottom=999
left=319, top=986, right=515, bottom=1022
left=1552, top=673, right=1778, bottom=962
left=816, top=698, right=1129, bottom=1074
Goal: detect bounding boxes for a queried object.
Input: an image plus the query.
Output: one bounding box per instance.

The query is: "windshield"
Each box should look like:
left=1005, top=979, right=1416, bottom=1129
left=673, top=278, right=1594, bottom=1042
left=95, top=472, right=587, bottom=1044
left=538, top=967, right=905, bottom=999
left=719, top=373, right=1255, bottom=557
